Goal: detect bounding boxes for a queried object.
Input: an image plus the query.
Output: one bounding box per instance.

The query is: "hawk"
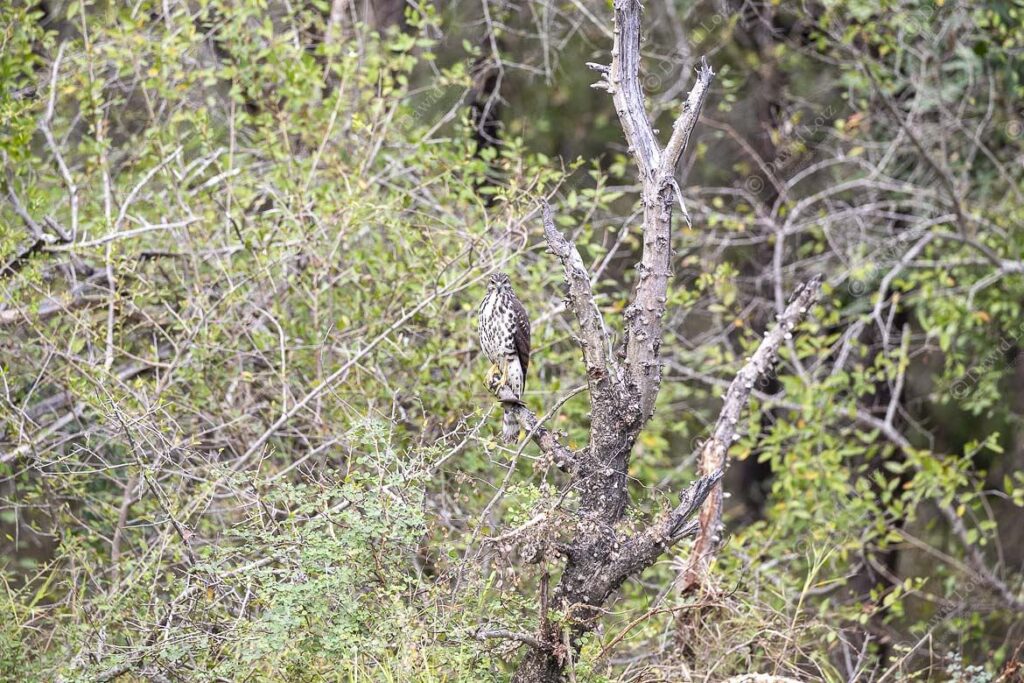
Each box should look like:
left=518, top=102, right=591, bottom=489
left=478, top=272, right=531, bottom=443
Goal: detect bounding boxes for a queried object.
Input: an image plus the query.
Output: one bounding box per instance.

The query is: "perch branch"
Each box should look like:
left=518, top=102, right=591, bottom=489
left=677, top=275, right=823, bottom=594
left=497, top=385, right=575, bottom=470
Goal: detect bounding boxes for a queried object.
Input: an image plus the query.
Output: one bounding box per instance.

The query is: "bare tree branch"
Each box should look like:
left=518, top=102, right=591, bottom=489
left=677, top=275, right=823, bottom=594
left=475, top=628, right=552, bottom=651
left=500, top=395, right=575, bottom=471
left=325, top=0, right=352, bottom=46
left=598, top=1, right=716, bottom=421
left=541, top=200, right=620, bottom=398
left=661, top=56, right=715, bottom=178
left=509, top=6, right=721, bottom=680
left=605, top=0, right=660, bottom=180
left=611, top=470, right=724, bottom=580
left=39, top=43, right=78, bottom=240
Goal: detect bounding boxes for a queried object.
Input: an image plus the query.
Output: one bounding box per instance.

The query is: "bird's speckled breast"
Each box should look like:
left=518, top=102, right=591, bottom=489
left=478, top=288, right=516, bottom=362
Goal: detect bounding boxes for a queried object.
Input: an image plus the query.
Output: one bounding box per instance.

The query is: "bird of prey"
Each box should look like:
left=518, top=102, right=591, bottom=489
left=478, top=272, right=531, bottom=443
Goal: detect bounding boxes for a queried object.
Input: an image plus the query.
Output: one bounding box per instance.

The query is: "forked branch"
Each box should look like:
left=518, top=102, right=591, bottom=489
left=507, top=5, right=727, bottom=681
left=595, top=0, right=717, bottom=421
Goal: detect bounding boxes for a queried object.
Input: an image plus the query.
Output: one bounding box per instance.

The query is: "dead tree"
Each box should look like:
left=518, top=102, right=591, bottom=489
left=486, top=2, right=823, bottom=682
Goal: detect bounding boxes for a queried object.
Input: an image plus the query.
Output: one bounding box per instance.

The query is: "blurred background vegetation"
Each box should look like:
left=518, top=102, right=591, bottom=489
left=1, top=0, right=1023, bottom=680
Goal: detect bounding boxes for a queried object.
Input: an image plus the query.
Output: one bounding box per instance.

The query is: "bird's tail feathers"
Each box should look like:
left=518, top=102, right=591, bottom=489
left=501, top=408, right=520, bottom=444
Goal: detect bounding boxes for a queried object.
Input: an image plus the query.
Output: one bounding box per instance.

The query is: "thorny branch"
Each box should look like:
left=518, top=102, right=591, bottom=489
left=677, top=275, right=823, bottom=595
left=496, top=389, right=576, bottom=471
left=39, top=43, right=78, bottom=240
left=540, top=200, right=620, bottom=400
left=499, top=2, right=814, bottom=680
left=590, top=0, right=715, bottom=421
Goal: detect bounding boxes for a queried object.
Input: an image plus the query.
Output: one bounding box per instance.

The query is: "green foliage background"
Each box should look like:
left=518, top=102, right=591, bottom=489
left=1, top=0, right=1023, bottom=681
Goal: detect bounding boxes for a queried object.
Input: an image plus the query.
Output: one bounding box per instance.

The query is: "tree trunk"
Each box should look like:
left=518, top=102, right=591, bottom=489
left=479, top=3, right=822, bottom=681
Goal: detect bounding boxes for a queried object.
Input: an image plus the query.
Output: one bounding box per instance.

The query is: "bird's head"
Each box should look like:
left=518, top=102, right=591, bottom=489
left=487, top=272, right=512, bottom=292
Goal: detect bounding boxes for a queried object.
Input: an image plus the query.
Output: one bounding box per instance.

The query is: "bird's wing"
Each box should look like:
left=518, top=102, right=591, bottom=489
left=510, top=294, right=531, bottom=382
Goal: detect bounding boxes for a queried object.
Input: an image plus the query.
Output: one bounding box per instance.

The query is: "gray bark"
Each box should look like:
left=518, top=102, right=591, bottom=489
left=483, top=2, right=821, bottom=681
